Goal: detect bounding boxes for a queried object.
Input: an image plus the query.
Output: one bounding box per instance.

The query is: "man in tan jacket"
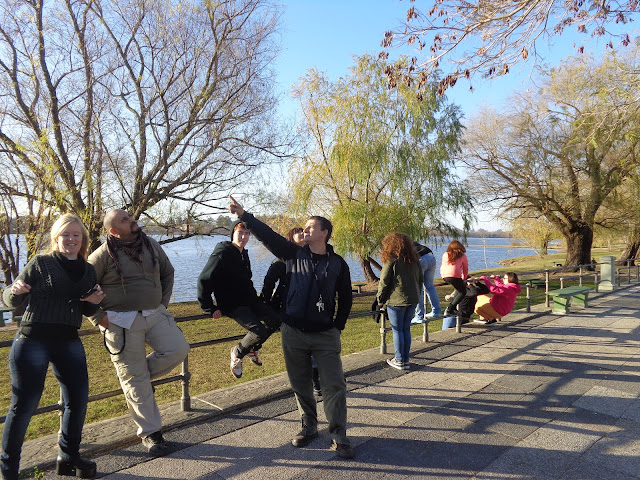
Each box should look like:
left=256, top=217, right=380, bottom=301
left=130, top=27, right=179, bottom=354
left=88, top=209, right=190, bottom=456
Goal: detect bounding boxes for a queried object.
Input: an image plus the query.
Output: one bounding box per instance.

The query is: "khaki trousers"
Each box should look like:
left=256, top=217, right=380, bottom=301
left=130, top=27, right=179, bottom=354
left=102, top=305, right=190, bottom=437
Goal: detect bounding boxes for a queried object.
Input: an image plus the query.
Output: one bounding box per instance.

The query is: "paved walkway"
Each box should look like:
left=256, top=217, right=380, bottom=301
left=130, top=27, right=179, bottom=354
left=27, top=284, right=640, bottom=479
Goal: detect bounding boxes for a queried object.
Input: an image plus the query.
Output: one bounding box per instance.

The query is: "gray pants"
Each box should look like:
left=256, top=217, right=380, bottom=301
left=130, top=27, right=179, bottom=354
left=102, top=306, right=190, bottom=437
left=281, top=323, right=349, bottom=444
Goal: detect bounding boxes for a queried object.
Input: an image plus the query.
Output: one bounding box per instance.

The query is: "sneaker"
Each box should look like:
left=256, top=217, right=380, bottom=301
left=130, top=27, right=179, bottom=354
left=386, top=358, right=404, bottom=371
left=443, top=306, right=458, bottom=317
left=402, top=362, right=410, bottom=371
left=410, top=317, right=425, bottom=325
left=247, top=349, right=262, bottom=366
left=474, top=319, right=488, bottom=324
left=486, top=318, right=497, bottom=324
left=444, top=293, right=455, bottom=301
left=230, top=347, right=243, bottom=378
left=330, top=439, right=355, bottom=459
left=291, top=430, right=318, bottom=448
left=425, top=312, right=442, bottom=319
left=142, top=431, right=171, bottom=457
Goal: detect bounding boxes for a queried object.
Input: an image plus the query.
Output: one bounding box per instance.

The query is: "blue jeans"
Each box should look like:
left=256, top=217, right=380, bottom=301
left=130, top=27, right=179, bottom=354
left=414, top=254, right=441, bottom=318
left=387, top=305, right=415, bottom=363
left=1, top=334, right=89, bottom=478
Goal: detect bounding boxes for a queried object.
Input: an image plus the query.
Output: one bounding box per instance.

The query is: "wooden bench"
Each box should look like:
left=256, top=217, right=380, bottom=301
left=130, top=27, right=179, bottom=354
left=351, top=281, right=367, bottom=294
left=547, top=286, right=591, bottom=314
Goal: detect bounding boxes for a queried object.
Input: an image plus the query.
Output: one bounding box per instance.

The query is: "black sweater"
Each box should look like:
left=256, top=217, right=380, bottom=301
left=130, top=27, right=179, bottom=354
left=197, top=241, right=259, bottom=315
left=2, top=254, right=99, bottom=334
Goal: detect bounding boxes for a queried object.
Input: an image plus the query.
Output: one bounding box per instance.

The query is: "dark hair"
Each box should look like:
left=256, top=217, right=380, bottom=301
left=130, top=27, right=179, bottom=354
left=308, top=215, right=332, bottom=243
left=506, top=272, right=519, bottom=284
left=380, top=233, right=419, bottom=264
left=446, top=240, right=466, bottom=264
left=285, top=227, right=303, bottom=242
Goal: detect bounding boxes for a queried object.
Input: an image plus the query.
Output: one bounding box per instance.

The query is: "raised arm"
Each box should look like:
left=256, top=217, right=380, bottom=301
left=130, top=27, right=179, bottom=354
left=228, top=195, right=298, bottom=260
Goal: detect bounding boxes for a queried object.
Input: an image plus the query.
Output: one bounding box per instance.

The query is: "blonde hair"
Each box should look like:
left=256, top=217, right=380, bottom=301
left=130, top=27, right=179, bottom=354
left=50, top=213, right=90, bottom=259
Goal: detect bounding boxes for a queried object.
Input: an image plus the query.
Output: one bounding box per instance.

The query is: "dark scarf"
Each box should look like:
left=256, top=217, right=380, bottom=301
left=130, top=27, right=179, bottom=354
left=106, top=230, right=157, bottom=276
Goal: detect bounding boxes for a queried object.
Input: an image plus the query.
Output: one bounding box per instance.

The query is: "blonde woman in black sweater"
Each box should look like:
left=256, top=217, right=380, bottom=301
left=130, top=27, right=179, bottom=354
left=1, top=214, right=105, bottom=480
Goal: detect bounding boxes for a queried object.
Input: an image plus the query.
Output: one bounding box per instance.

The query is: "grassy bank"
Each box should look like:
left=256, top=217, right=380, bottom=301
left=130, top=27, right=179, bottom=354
left=0, top=251, right=618, bottom=441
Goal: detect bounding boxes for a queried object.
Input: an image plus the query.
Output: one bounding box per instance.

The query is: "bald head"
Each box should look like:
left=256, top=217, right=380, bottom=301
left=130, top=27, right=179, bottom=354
left=104, top=209, right=140, bottom=240
left=103, top=209, right=124, bottom=232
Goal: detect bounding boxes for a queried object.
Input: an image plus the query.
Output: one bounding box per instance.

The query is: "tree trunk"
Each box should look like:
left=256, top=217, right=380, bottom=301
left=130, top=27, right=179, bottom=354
left=563, top=223, right=593, bottom=268
left=621, top=227, right=640, bottom=266
left=358, top=254, right=378, bottom=282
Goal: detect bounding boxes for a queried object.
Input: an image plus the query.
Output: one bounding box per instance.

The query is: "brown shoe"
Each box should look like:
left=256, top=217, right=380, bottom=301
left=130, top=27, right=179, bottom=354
left=331, top=439, right=355, bottom=459
left=291, top=430, right=318, bottom=448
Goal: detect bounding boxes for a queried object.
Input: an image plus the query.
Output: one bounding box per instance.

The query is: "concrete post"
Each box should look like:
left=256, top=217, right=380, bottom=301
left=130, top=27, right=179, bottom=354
left=599, top=255, right=616, bottom=291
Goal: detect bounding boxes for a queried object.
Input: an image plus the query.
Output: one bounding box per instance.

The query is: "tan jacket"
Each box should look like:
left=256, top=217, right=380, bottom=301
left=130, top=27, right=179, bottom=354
left=87, top=237, right=174, bottom=325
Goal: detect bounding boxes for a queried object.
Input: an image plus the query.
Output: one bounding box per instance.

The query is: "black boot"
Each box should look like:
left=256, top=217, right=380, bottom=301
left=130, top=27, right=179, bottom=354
left=56, top=456, right=97, bottom=479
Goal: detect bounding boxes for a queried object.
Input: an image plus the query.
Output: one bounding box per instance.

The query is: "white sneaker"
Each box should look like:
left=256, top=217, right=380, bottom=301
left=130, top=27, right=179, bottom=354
left=230, top=348, right=243, bottom=378
left=386, top=358, right=404, bottom=371
left=247, top=349, right=262, bottom=366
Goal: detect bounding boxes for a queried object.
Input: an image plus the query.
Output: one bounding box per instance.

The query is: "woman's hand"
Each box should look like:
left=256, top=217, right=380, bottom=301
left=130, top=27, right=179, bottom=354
left=81, top=285, right=106, bottom=305
left=10, top=279, right=31, bottom=296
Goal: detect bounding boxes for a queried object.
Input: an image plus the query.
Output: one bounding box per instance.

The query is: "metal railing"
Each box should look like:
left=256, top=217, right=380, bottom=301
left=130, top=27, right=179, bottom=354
left=616, top=259, right=640, bottom=285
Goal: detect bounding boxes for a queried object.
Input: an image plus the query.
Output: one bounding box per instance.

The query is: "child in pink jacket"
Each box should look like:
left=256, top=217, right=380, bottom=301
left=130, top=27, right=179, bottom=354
left=474, top=272, right=522, bottom=323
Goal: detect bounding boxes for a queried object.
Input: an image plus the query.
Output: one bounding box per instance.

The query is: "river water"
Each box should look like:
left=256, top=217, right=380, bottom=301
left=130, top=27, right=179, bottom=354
left=162, top=235, right=556, bottom=303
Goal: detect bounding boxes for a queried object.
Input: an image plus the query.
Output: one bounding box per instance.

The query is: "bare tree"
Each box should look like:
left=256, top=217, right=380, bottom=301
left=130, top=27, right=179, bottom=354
left=462, top=51, right=640, bottom=267
left=381, top=0, right=639, bottom=95
left=0, top=0, right=287, bottom=282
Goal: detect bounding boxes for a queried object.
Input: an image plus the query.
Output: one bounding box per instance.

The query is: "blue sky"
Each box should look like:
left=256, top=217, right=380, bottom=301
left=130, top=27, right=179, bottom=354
left=273, top=0, right=534, bottom=121
left=271, top=1, right=629, bottom=231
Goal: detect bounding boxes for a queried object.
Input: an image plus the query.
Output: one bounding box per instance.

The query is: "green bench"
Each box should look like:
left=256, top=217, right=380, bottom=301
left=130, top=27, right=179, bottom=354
left=547, top=286, right=591, bottom=314
left=521, top=277, right=545, bottom=289
left=351, top=281, right=367, bottom=294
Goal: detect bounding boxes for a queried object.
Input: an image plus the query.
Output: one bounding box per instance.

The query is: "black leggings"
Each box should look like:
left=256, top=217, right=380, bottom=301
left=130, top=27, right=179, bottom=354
left=443, top=277, right=467, bottom=310
left=227, top=302, right=282, bottom=357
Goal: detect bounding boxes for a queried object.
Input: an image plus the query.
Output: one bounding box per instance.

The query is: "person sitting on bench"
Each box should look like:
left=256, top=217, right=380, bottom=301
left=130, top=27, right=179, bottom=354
left=474, top=272, right=521, bottom=324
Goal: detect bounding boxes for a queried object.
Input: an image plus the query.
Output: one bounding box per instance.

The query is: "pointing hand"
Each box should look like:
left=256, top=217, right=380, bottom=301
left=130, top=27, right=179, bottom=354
left=229, top=195, right=245, bottom=217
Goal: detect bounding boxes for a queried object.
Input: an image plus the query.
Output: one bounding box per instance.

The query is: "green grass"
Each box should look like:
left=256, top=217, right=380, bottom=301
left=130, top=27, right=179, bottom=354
left=0, top=251, right=622, bottom=441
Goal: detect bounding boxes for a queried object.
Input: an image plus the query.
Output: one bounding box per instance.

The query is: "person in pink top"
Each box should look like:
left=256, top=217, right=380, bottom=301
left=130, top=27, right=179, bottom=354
left=474, top=272, right=522, bottom=323
left=440, top=240, right=469, bottom=317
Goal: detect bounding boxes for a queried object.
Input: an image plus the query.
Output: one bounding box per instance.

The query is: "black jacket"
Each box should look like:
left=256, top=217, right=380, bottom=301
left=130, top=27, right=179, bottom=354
left=197, top=240, right=258, bottom=315
left=414, top=241, right=433, bottom=256
left=241, top=212, right=352, bottom=331
left=261, top=258, right=288, bottom=311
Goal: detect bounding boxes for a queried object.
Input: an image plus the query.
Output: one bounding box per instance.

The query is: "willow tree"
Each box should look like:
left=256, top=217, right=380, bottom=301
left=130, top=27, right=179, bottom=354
left=291, top=55, right=473, bottom=281
left=0, top=0, right=286, bottom=283
left=462, top=50, right=640, bottom=267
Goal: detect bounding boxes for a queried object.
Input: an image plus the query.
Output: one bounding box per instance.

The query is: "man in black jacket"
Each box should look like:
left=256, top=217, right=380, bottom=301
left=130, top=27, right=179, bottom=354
left=197, top=219, right=281, bottom=379
left=229, top=196, right=355, bottom=459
